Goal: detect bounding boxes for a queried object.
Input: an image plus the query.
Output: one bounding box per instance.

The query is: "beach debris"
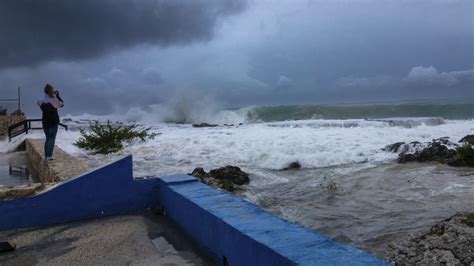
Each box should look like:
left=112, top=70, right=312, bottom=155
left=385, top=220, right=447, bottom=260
left=189, top=166, right=249, bottom=192
left=388, top=212, right=474, bottom=265
left=281, top=161, right=302, bottom=171
left=0, top=241, right=16, bottom=252
left=192, top=123, right=218, bottom=128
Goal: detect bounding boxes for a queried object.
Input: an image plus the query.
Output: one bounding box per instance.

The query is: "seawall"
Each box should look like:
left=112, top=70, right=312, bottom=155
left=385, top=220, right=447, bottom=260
left=158, top=175, right=388, bottom=265
left=1, top=154, right=389, bottom=265
left=25, top=139, right=89, bottom=183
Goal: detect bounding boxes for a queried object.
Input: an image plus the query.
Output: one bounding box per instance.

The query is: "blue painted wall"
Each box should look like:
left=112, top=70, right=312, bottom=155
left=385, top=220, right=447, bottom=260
left=1, top=156, right=389, bottom=265
left=0, top=155, right=159, bottom=231
left=158, top=175, right=389, bottom=266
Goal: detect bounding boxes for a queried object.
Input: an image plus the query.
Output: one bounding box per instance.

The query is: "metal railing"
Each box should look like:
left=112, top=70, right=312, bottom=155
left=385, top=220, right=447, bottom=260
left=8, top=119, right=68, bottom=142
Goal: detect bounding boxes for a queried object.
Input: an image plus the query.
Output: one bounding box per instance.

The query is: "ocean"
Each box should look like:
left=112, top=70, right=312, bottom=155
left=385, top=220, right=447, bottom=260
left=2, top=101, right=474, bottom=259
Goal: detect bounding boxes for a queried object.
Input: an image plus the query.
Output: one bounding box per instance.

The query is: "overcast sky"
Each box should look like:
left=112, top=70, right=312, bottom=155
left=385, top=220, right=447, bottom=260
left=0, top=0, right=473, bottom=116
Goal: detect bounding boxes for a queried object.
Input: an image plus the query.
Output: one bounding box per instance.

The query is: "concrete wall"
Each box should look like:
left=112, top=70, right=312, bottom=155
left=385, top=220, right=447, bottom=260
left=158, top=175, right=389, bottom=266
left=25, top=139, right=89, bottom=183
left=0, top=115, right=25, bottom=136
left=0, top=155, right=160, bottom=230
left=1, top=154, right=388, bottom=265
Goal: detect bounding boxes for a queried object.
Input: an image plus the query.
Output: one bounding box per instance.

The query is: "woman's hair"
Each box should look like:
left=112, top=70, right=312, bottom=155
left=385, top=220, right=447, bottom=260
left=44, top=84, right=54, bottom=95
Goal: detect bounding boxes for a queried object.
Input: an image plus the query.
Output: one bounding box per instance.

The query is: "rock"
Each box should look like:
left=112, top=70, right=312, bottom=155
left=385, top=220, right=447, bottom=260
left=459, top=134, right=474, bottom=145
left=282, top=161, right=302, bottom=170
left=333, top=234, right=353, bottom=244
left=434, top=136, right=451, bottom=145
left=384, top=142, right=406, bottom=153
left=189, top=167, right=206, bottom=180
left=0, top=241, right=16, bottom=252
left=398, top=142, right=456, bottom=163
left=388, top=212, right=474, bottom=265
left=208, top=166, right=250, bottom=186
left=192, top=123, right=218, bottom=128
left=189, top=166, right=250, bottom=192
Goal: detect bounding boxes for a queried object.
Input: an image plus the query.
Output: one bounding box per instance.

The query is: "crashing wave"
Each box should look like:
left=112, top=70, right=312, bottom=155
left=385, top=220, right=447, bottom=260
left=366, top=117, right=446, bottom=128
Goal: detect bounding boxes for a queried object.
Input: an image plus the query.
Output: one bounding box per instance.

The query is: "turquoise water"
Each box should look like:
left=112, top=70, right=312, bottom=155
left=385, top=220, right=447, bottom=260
left=248, top=102, right=474, bottom=122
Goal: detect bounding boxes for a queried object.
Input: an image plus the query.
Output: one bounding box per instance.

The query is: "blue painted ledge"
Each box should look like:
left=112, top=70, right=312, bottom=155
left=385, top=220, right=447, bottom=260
left=0, top=155, right=160, bottom=231
left=158, top=175, right=389, bottom=266
left=1, top=156, right=389, bottom=265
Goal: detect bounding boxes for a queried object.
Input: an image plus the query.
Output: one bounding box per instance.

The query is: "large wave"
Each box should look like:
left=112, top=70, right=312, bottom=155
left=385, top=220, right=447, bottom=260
left=64, top=101, right=474, bottom=126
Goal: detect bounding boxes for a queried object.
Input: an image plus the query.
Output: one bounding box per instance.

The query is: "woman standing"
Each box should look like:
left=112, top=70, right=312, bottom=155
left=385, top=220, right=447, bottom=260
left=37, top=84, right=64, bottom=161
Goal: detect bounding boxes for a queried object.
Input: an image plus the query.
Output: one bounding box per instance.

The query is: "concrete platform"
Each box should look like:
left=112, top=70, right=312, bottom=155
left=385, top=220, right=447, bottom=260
left=0, top=139, right=89, bottom=200
left=0, top=212, right=211, bottom=265
left=25, top=139, right=89, bottom=183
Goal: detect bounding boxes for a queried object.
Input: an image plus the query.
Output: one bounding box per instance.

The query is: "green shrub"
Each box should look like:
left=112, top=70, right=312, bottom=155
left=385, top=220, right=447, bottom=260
left=74, top=121, right=158, bottom=154
left=461, top=212, right=474, bottom=227
left=448, top=144, right=474, bottom=167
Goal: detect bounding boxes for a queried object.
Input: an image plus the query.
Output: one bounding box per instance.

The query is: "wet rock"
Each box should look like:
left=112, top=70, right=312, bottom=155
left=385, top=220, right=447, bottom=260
left=388, top=212, right=474, bottom=265
left=208, top=166, right=250, bottom=186
left=282, top=161, right=302, bottom=170
left=0, top=241, right=16, bottom=252
left=398, top=141, right=456, bottom=163
left=434, top=136, right=451, bottom=145
left=190, top=167, right=206, bottom=179
left=333, top=234, right=352, bottom=244
left=189, top=166, right=249, bottom=192
left=384, top=142, right=406, bottom=153
left=192, top=123, right=218, bottom=128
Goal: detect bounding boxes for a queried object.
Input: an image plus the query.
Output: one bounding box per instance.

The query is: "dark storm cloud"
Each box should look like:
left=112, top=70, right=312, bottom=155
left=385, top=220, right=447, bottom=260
left=0, top=0, right=246, bottom=68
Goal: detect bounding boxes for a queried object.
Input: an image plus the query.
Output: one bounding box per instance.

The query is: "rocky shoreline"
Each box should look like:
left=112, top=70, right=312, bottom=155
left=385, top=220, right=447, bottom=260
left=388, top=212, right=474, bottom=265
left=384, top=134, right=474, bottom=167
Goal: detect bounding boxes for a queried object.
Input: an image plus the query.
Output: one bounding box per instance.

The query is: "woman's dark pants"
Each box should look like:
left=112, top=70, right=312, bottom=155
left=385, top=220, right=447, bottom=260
left=43, top=124, right=58, bottom=158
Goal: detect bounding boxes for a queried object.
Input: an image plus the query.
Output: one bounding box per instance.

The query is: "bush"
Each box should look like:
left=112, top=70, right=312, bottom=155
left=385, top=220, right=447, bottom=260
left=0, top=106, right=6, bottom=116
left=448, top=144, right=474, bottom=167
left=74, top=121, right=158, bottom=154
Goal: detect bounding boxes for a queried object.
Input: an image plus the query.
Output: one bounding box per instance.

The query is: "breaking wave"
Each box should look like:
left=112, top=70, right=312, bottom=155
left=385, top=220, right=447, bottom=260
left=96, top=101, right=474, bottom=125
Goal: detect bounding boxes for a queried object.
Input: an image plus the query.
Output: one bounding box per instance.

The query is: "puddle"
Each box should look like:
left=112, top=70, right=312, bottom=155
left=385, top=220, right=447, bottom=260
left=0, top=151, right=36, bottom=187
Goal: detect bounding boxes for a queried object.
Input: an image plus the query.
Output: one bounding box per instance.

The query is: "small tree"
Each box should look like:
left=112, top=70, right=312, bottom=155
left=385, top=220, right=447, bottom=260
left=74, top=121, right=158, bottom=154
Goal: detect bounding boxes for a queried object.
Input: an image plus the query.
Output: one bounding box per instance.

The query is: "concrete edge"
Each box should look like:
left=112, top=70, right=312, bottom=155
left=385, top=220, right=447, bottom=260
left=0, top=155, right=160, bottom=231
left=158, top=176, right=389, bottom=266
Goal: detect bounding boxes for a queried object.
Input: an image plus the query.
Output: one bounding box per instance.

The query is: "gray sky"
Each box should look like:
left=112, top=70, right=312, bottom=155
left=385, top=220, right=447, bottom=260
left=0, top=0, right=473, bottom=116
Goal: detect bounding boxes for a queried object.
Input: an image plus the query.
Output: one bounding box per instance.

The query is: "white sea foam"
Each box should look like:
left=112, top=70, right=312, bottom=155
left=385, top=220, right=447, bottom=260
left=20, top=117, right=466, bottom=178
left=2, top=113, right=472, bottom=178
